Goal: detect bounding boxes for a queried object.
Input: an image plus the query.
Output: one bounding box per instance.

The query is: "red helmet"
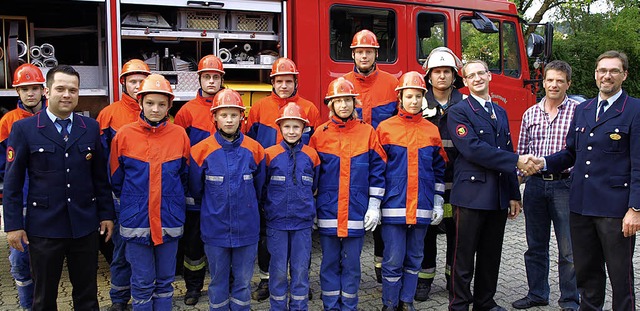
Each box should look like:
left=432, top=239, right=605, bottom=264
left=395, top=71, right=427, bottom=92
left=119, top=59, right=151, bottom=83
left=210, top=89, right=245, bottom=113
left=136, top=74, right=174, bottom=102
left=350, top=29, right=380, bottom=49
left=275, top=102, right=309, bottom=125
left=270, top=57, right=299, bottom=77
left=12, top=64, right=45, bottom=87
left=197, top=55, right=225, bottom=74
left=325, top=77, right=358, bottom=100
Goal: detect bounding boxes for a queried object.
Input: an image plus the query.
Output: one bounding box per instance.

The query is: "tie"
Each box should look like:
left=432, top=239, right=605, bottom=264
left=485, top=101, right=494, bottom=118
left=56, top=119, right=71, bottom=141
left=597, top=100, right=608, bottom=121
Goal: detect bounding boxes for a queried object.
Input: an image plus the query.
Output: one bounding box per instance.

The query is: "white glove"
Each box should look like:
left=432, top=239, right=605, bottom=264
left=431, top=194, right=444, bottom=225
left=364, top=197, right=382, bottom=231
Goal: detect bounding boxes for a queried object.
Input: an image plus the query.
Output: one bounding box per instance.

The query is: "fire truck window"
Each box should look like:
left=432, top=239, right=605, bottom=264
left=329, top=5, right=397, bottom=63
left=461, top=19, right=500, bottom=73
left=502, top=22, right=521, bottom=77
left=417, top=13, right=446, bottom=65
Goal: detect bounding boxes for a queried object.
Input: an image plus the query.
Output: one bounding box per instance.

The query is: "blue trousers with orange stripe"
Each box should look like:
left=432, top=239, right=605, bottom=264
left=319, top=235, right=364, bottom=311
left=381, top=224, right=428, bottom=307
left=125, top=240, right=178, bottom=311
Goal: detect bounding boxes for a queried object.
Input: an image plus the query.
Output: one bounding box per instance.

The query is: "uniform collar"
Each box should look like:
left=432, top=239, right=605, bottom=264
left=270, top=92, right=300, bottom=108
left=280, top=139, right=303, bottom=152
left=328, top=115, right=358, bottom=129
left=197, top=89, right=216, bottom=106
left=397, top=107, right=422, bottom=122
left=46, top=107, right=74, bottom=123
left=17, top=97, right=47, bottom=114
left=137, top=113, right=169, bottom=132
left=598, top=89, right=623, bottom=106
left=214, top=130, right=243, bottom=148
left=351, top=65, right=380, bottom=83
left=121, top=93, right=141, bottom=113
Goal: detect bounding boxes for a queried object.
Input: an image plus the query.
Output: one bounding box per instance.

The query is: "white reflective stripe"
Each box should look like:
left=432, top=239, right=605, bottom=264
left=317, top=219, right=364, bottom=230
left=206, top=175, right=224, bottom=182
left=120, top=227, right=150, bottom=238
left=445, top=182, right=453, bottom=190
left=341, top=291, right=357, bottom=299
left=369, top=187, right=385, bottom=196
left=230, top=297, right=251, bottom=306
left=270, top=294, right=287, bottom=301
left=163, top=226, right=184, bottom=237
left=383, top=276, right=401, bottom=282
left=153, top=291, right=173, bottom=298
left=185, top=196, right=195, bottom=205
left=15, top=279, right=33, bottom=287
left=271, top=175, right=286, bottom=181
left=111, top=284, right=131, bottom=291
left=381, top=209, right=433, bottom=218
left=132, top=297, right=152, bottom=305
left=291, top=294, right=307, bottom=300
left=322, top=290, right=340, bottom=297
left=442, top=139, right=454, bottom=148
left=435, top=183, right=445, bottom=192
left=210, top=298, right=230, bottom=309
left=405, top=268, right=420, bottom=275
left=243, top=174, right=253, bottom=181
left=301, top=175, right=313, bottom=183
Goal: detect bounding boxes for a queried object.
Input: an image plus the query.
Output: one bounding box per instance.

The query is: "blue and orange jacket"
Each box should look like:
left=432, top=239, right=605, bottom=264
left=344, top=66, right=398, bottom=129
left=0, top=99, right=46, bottom=182
left=174, top=89, right=216, bottom=146
left=109, top=116, right=190, bottom=246
left=309, top=116, right=387, bottom=238
left=263, top=140, right=320, bottom=231
left=189, top=132, right=266, bottom=247
left=376, top=108, right=447, bottom=225
left=96, top=93, right=141, bottom=156
left=246, top=92, right=321, bottom=148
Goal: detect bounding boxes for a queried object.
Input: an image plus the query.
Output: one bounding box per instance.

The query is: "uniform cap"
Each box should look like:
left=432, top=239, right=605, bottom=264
left=12, top=64, right=45, bottom=87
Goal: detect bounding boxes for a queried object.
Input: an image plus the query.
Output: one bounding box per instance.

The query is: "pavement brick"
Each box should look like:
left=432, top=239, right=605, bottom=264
left=0, top=215, right=638, bottom=310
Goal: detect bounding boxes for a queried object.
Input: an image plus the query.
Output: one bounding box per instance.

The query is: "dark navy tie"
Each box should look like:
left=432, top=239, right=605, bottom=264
left=597, top=100, right=608, bottom=121
left=56, top=119, right=71, bottom=141
left=485, top=101, right=494, bottom=117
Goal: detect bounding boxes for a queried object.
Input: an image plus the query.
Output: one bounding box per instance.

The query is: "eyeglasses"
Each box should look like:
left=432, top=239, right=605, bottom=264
left=595, top=68, right=624, bottom=76
left=464, top=70, right=488, bottom=80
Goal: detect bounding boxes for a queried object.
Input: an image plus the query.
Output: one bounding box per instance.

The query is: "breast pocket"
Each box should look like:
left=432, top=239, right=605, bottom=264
left=603, top=125, right=629, bottom=154
left=476, top=127, right=493, bottom=144
left=205, top=175, right=226, bottom=201
left=29, top=144, right=56, bottom=173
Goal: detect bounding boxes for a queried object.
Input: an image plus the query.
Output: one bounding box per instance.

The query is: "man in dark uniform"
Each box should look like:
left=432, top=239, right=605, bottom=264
left=537, top=50, right=640, bottom=310
left=418, top=47, right=466, bottom=301
left=446, top=60, right=534, bottom=311
left=3, top=65, right=115, bottom=311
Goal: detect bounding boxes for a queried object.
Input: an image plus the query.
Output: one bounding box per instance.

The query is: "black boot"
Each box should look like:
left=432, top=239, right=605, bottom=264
left=414, top=277, right=432, bottom=301
left=184, top=290, right=201, bottom=306
left=381, top=305, right=397, bottom=311
left=398, top=301, right=417, bottom=311
left=251, top=279, right=270, bottom=301
left=375, top=265, right=383, bottom=284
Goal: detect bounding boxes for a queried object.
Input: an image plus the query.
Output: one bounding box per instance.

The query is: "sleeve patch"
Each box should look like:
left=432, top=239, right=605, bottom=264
left=7, top=146, right=15, bottom=162
left=456, top=124, right=468, bottom=137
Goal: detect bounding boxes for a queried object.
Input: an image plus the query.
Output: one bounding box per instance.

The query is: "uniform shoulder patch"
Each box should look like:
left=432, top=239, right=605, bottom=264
left=456, top=124, right=468, bottom=137
left=7, top=146, right=15, bottom=162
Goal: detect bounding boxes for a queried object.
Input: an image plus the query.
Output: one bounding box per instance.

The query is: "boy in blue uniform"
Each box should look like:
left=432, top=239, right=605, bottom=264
left=189, top=89, right=266, bottom=311
left=263, top=102, right=320, bottom=310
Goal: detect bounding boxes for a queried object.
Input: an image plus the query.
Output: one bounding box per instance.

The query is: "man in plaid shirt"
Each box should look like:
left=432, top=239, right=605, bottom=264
left=513, top=60, right=580, bottom=311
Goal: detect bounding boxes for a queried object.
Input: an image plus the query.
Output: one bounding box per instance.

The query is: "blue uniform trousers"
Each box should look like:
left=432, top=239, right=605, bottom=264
left=523, top=176, right=579, bottom=309
left=110, top=215, right=132, bottom=304
left=267, top=227, right=312, bottom=311
left=204, top=243, right=258, bottom=311
left=319, top=235, right=364, bottom=311
left=125, top=240, right=178, bottom=311
left=10, top=244, right=33, bottom=309
left=381, top=224, right=428, bottom=307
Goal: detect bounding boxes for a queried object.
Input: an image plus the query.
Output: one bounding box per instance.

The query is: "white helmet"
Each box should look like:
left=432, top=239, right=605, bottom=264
left=423, top=47, right=464, bottom=89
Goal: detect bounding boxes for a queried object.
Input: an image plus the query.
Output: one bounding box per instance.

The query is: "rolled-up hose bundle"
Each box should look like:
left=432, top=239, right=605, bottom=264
left=30, top=45, right=42, bottom=59
left=30, top=59, right=44, bottom=67
left=17, top=40, right=27, bottom=58
left=219, top=48, right=232, bottom=63
left=40, top=43, right=55, bottom=57
left=43, top=57, right=58, bottom=67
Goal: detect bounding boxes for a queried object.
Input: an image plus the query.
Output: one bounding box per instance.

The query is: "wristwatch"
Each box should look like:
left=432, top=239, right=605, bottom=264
left=631, top=207, right=640, bottom=212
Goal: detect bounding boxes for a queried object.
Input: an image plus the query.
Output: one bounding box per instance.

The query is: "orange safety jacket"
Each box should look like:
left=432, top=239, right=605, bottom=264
left=344, top=66, right=398, bottom=129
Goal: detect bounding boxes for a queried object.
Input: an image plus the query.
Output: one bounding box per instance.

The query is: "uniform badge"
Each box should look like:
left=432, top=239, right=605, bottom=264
left=7, top=146, right=15, bottom=162
left=456, top=124, right=468, bottom=137
left=610, top=133, right=621, bottom=140
left=86, top=153, right=93, bottom=160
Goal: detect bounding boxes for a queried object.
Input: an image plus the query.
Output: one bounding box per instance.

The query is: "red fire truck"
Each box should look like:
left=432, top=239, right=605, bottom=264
left=0, top=0, right=551, bottom=139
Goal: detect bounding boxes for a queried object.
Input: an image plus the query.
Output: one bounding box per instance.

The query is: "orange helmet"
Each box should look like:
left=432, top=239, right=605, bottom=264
left=325, top=77, right=359, bottom=100
left=210, top=89, right=245, bottom=113
left=136, top=74, right=174, bottom=102
left=350, top=29, right=380, bottom=49
left=270, top=57, right=299, bottom=77
left=395, top=71, right=427, bottom=92
left=275, top=102, right=309, bottom=126
left=119, top=59, right=151, bottom=83
left=197, top=55, right=225, bottom=74
left=12, top=64, right=45, bottom=87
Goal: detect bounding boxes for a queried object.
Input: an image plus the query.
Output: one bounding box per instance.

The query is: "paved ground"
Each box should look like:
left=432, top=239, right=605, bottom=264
left=0, top=213, right=638, bottom=310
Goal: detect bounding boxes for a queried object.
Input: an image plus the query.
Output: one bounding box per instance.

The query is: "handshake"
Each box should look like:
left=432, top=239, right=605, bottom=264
left=517, top=154, right=545, bottom=176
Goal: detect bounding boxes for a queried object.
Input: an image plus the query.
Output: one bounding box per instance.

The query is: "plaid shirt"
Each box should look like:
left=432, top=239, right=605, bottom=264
left=517, top=96, right=580, bottom=172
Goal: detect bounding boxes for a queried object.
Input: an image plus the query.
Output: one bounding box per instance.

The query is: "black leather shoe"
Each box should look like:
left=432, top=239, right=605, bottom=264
left=414, top=278, right=432, bottom=301
left=251, top=279, right=270, bottom=301
left=512, top=297, right=549, bottom=309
